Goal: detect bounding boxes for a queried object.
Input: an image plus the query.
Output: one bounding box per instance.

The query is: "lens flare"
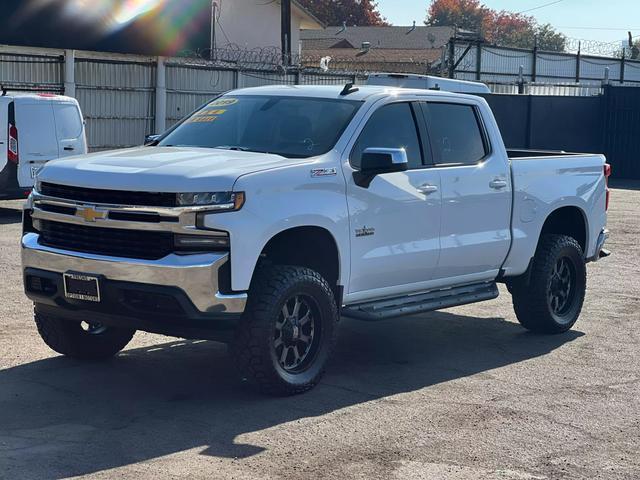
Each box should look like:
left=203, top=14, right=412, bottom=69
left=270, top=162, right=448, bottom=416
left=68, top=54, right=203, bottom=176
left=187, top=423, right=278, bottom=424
left=114, top=0, right=163, bottom=25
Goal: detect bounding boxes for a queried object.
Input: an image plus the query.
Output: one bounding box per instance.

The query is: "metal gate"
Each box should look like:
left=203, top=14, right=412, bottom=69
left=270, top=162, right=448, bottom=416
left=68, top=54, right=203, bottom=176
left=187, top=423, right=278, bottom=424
left=602, top=86, right=640, bottom=179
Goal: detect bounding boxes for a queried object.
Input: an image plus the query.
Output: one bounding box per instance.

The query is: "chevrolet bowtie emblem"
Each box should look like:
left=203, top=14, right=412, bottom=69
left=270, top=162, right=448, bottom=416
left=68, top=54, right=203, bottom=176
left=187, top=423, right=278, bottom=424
left=76, top=206, right=107, bottom=223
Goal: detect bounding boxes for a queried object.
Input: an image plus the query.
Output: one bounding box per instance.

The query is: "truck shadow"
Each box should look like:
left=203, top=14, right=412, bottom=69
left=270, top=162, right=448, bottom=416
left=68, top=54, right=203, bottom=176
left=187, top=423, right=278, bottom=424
left=1, top=311, right=582, bottom=478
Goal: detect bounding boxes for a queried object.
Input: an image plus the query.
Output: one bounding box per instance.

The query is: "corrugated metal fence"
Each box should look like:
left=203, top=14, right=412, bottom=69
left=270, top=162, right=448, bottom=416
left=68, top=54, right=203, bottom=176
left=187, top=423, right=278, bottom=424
left=451, top=40, right=640, bottom=95
left=0, top=45, right=362, bottom=152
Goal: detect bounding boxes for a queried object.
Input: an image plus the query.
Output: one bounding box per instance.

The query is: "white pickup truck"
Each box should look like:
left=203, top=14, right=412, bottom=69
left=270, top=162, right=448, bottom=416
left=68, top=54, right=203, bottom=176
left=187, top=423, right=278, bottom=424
left=22, top=85, right=611, bottom=395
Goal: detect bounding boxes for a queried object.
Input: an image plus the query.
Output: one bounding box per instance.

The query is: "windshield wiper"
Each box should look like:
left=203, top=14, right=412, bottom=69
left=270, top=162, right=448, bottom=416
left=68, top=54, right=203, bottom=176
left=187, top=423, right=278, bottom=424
left=214, top=146, right=253, bottom=152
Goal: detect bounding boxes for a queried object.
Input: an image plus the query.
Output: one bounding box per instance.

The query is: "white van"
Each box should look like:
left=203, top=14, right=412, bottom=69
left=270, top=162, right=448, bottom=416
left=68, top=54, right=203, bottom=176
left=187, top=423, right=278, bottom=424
left=0, top=93, right=87, bottom=199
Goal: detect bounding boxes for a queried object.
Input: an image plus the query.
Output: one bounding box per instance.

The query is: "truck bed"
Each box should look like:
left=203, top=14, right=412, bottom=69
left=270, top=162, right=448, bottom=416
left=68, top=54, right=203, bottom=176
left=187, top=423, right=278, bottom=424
left=507, top=149, right=588, bottom=159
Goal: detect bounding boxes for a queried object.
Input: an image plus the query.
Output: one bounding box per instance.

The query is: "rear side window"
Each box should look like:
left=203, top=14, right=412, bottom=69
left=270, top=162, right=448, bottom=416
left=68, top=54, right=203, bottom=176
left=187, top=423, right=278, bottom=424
left=54, top=104, right=83, bottom=139
left=423, top=103, right=488, bottom=166
left=351, top=102, right=423, bottom=169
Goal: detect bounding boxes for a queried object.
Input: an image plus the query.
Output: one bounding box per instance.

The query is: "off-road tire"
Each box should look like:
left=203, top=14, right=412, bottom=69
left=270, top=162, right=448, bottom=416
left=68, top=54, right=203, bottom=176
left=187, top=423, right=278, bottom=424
left=511, top=234, right=586, bottom=334
left=232, top=265, right=339, bottom=396
left=34, top=309, right=135, bottom=360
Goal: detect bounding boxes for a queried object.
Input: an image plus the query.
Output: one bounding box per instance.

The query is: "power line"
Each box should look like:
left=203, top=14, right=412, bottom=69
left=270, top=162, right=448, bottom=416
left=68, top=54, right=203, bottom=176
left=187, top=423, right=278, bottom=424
left=518, top=0, right=567, bottom=14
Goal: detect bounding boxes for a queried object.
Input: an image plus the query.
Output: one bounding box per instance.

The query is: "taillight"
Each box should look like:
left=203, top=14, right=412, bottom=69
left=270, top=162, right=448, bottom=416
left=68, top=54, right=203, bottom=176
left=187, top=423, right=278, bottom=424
left=604, top=163, right=611, bottom=211
left=8, top=123, right=18, bottom=164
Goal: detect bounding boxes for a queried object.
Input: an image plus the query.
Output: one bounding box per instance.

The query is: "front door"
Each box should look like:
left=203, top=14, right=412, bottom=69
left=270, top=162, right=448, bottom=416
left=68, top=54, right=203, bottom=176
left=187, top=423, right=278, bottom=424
left=345, top=102, right=442, bottom=299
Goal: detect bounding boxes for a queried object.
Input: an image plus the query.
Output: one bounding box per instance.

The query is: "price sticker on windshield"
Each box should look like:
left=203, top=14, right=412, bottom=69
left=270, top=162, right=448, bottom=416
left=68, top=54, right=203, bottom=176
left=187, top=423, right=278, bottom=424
left=209, top=98, right=239, bottom=107
left=188, top=109, right=227, bottom=123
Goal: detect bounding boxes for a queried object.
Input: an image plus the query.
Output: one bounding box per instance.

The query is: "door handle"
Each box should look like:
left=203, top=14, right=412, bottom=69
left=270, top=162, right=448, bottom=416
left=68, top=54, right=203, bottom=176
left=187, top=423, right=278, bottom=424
left=417, top=184, right=439, bottom=195
left=489, top=179, right=508, bottom=190
left=64, top=146, right=75, bottom=151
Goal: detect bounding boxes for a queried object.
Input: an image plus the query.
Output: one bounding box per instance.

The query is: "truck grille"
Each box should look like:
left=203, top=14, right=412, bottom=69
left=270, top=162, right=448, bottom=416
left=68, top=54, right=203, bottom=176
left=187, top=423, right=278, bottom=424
left=38, top=220, right=173, bottom=260
left=40, top=183, right=177, bottom=207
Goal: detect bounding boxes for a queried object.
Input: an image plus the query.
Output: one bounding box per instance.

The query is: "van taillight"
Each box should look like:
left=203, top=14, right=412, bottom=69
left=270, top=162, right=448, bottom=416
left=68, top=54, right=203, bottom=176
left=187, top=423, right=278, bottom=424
left=604, top=163, right=611, bottom=211
left=8, top=123, right=18, bottom=164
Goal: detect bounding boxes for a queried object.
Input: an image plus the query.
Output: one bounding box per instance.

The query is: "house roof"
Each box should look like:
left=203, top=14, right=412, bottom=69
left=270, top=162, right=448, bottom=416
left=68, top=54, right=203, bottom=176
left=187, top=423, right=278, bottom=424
left=302, top=48, right=443, bottom=74
left=301, top=26, right=457, bottom=50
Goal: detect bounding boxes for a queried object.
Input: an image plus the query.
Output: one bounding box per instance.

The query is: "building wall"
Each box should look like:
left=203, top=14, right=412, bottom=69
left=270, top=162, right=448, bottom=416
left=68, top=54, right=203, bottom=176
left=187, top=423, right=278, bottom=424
left=217, top=0, right=307, bottom=52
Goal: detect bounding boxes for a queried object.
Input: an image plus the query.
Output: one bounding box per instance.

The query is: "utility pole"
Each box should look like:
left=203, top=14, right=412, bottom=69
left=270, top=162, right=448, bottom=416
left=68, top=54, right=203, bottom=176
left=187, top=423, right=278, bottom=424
left=281, top=0, right=292, bottom=65
left=210, top=1, right=217, bottom=61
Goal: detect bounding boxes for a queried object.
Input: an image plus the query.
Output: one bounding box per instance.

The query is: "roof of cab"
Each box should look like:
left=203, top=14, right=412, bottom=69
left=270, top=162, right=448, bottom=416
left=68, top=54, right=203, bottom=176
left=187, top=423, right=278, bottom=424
left=230, top=84, right=470, bottom=102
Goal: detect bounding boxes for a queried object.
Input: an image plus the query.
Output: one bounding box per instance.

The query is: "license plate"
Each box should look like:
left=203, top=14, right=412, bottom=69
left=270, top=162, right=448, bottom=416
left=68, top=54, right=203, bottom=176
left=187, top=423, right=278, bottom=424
left=63, top=273, right=101, bottom=302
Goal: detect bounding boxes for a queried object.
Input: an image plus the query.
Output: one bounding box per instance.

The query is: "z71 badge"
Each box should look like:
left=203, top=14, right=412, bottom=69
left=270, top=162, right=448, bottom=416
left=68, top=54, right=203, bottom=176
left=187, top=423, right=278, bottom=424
left=311, top=168, right=337, bottom=177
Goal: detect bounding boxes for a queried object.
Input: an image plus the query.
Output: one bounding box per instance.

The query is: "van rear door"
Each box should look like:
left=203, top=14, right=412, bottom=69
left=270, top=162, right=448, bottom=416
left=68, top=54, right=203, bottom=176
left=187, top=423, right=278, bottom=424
left=53, top=101, right=87, bottom=158
left=14, top=98, right=59, bottom=188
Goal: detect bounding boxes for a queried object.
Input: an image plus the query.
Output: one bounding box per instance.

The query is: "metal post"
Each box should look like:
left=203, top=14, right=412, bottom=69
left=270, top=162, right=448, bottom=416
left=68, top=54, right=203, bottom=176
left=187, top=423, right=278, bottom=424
left=281, top=0, right=292, bottom=66
left=532, top=36, right=538, bottom=82
left=620, top=50, right=626, bottom=84
left=64, top=49, right=75, bottom=97
left=603, top=67, right=610, bottom=86
left=448, top=39, right=455, bottom=78
left=210, top=1, right=217, bottom=60
left=155, top=56, right=167, bottom=135
left=575, top=41, right=581, bottom=83
left=475, top=40, right=482, bottom=81
left=518, top=65, right=525, bottom=94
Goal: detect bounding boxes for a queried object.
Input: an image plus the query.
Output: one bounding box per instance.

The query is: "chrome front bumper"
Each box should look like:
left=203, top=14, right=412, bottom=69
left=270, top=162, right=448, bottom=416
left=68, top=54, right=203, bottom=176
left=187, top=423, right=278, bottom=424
left=22, top=233, right=247, bottom=314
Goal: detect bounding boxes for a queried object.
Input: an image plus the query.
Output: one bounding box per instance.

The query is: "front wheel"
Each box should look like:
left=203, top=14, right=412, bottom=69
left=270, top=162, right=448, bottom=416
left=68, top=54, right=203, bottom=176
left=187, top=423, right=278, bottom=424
left=232, top=265, right=339, bottom=396
left=511, top=234, right=587, bottom=334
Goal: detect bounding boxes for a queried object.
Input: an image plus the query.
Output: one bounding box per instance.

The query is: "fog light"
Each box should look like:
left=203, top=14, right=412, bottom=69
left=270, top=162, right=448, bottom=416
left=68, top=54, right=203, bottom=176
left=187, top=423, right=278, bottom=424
left=174, top=234, right=229, bottom=250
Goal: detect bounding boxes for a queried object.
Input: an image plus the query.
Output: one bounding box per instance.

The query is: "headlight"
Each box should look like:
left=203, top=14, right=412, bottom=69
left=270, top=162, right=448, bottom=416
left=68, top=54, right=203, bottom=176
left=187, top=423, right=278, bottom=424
left=175, top=191, right=245, bottom=211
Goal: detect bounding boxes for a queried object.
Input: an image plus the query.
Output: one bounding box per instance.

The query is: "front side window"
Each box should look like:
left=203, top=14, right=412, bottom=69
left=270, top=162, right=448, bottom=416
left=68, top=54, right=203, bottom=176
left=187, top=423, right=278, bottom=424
left=158, top=95, right=361, bottom=159
left=423, top=103, right=488, bottom=166
left=350, top=102, right=423, bottom=169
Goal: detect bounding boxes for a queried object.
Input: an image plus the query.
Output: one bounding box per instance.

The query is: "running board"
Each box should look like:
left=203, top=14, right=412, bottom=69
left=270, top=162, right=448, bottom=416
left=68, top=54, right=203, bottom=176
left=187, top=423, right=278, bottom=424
left=342, top=282, right=499, bottom=321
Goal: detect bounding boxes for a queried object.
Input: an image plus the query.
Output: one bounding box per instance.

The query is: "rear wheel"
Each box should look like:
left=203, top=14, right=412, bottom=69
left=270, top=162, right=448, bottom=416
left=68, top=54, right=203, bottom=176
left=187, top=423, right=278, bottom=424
left=232, top=265, right=339, bottom=396
left=34, top=309, right=135, bottom=360
left=511, top=234, right=586, bottom=334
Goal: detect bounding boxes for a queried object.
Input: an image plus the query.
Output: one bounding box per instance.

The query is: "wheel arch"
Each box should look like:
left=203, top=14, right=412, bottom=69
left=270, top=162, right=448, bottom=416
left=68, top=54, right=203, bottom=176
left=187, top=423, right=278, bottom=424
left=539, top=205, right=589, bottom=254
left=255, top=226, right=342, bottom=297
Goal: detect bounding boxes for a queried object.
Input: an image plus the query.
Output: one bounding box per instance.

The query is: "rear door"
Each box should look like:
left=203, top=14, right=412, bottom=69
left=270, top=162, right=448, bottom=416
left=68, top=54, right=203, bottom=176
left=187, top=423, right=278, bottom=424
left=15, top=99, right=59, bottom=188
left=53, top=102, right=87, bottom=158
left=420, top=100, right=512, bottom=283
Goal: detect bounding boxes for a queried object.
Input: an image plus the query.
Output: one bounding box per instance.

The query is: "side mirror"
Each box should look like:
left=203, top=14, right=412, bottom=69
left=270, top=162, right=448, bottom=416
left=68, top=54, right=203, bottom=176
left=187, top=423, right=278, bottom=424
left=354, top=147, right=409, bottom=188
left=144, top=134, right=161, bottom=146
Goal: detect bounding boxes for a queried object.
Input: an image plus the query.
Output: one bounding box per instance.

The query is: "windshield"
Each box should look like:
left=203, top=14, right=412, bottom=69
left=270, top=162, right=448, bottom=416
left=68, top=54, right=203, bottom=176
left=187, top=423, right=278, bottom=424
left=158, top=95, right=362, bottom=159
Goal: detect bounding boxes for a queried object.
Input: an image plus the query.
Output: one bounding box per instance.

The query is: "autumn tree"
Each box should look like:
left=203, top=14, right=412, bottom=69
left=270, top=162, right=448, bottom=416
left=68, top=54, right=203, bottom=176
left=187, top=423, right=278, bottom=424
left=297, top=0, right=388, bottom=26
left=425, top=0, right=566, bottom=51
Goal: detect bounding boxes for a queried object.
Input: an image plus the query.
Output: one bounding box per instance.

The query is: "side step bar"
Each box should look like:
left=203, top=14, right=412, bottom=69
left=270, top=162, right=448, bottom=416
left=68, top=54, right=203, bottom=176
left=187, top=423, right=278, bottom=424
left=342, top=282, right=499, bottom=321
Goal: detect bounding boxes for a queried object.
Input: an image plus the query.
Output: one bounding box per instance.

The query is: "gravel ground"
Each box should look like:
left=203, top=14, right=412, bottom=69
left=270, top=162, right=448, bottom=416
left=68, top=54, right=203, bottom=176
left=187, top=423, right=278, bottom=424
left=0, top=184, right=638, bottom=480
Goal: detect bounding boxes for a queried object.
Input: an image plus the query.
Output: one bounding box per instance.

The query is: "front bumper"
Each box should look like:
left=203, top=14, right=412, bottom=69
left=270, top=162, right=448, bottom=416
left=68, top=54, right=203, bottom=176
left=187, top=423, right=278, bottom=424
left=22, top=232, right=247, bottom=316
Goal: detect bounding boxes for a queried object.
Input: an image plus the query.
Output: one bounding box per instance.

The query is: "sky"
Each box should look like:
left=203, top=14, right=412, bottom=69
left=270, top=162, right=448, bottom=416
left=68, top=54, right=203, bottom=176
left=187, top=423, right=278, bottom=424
left=376, top=0, right=639, bottom=45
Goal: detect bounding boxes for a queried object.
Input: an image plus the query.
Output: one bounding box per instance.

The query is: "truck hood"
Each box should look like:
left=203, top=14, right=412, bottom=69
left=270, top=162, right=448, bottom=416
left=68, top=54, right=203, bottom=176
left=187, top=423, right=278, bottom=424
left=37, top=146, right=300, bottom=192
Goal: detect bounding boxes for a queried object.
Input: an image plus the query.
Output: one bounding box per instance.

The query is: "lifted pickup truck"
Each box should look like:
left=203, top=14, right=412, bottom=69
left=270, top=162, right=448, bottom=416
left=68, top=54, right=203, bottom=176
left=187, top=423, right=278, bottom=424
left=22, top=85, right=611, bottom=395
